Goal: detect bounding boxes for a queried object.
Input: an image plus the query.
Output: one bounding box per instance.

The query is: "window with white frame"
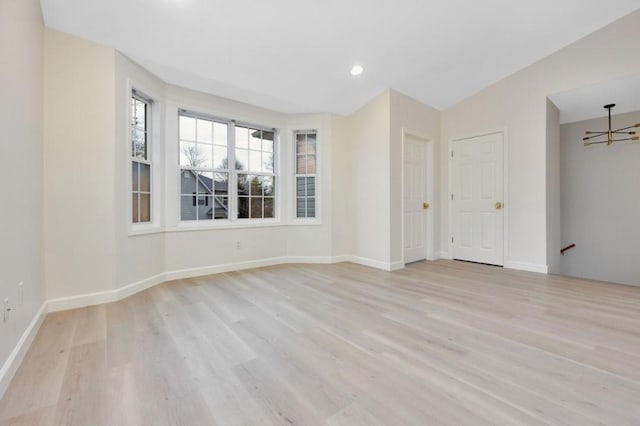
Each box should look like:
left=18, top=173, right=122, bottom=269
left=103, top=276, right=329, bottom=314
left=295, top=130, right=317, bottom=218
left=131, top=91, right=152, bottom=223
left=178, top=111, right=276, bottom=222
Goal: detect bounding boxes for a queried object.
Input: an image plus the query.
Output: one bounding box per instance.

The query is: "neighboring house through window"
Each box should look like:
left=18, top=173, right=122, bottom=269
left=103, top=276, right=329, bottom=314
left=131, top=91, right=152, bottom=223
left=295, top=130, right=317, bottom=218
left=179, top=111, right=276, bottom=222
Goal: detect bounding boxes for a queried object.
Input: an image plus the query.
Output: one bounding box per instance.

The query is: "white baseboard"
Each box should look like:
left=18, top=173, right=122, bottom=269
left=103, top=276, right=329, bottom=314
left=0, top=302, right=47, bottom=400
left=436, top=251, right=452, bottom=260
left=504, top=261, right=548, bottom=274
left=165, top=256, right=288, bottom=281
left=348, top=256, right=397, bottom=271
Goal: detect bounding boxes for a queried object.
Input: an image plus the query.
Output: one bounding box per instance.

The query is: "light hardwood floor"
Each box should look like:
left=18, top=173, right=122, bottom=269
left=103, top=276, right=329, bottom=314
left=1, top=260, right=640, bottom=425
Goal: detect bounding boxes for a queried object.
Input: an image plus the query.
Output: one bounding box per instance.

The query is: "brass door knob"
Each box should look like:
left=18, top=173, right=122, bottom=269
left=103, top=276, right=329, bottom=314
left=423, top=202, right=430, bottom=209
left=495, top=202, right=503, bottom=210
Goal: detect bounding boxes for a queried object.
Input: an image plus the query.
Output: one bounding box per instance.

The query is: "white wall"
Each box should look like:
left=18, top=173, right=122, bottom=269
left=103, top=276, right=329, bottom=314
left=546, top=99, right=561, bottom=273
left=42, top=32, right=347, bottom=301
left=440, top=10, right=640, bottom=272
left=390, top=90, right=440, bottom=264
left=43, top=29, right=117, bottom=299
left=346, top=91, right=392, bottom=267
left=113, top=52, right=166, bottom=288
left=0, top=0, right=46, bottom=394
left=560, top=111, right=640, bottom=286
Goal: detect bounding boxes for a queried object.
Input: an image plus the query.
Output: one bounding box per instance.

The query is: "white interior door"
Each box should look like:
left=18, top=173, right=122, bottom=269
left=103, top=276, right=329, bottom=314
left=404, top=135, right=430, bottom=263
left=452, top=132, right=504, bottom=265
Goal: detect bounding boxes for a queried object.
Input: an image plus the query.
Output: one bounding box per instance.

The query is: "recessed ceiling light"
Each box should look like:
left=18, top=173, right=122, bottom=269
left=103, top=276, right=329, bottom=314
left=350, top=65, right=364, bottom=76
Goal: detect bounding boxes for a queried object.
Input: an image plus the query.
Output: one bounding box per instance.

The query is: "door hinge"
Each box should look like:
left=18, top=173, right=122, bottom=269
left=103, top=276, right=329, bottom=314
left=451, top=151, right=454, bottom=158
left=451, top=194, right=454, bottom=201
left=451, top=237, right=454, bottom=243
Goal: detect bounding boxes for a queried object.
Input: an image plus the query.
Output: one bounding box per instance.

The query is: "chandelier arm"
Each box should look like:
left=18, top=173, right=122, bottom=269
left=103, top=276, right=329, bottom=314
left=613, top=124, right=640, bottom=132
left=611, top=131, right=636, bottom=135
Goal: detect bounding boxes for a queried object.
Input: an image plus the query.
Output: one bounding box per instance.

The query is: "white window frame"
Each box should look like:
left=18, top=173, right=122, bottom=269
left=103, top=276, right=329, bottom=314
left=177, top=109, right=280, bottom=227
left=293, top=129, right=320, bottom=224
left=129, top=88, right=161, bottom=234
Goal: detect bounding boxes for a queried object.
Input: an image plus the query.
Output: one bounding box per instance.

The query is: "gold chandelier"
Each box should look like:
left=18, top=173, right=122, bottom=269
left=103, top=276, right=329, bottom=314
left=583, top=104, right=639, bottom=146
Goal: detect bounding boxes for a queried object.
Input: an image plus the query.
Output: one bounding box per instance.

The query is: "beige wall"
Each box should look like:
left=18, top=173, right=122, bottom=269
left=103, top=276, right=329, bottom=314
left=346, top=91, right=392, bottom=266
left=440, top=10, right=640, bottom=272
left=0, top=0, right=46, bottom=394
left=546, top=99, right=561, bottom=273
left=44, top=30, right=117, bottom=299
left=560, top=111, right=640, bottom=286
left=389, top=90, right=440, bottom=264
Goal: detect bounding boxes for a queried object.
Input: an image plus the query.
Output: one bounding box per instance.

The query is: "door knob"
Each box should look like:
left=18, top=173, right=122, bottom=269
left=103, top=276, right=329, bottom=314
left=423, top=202, right=430, bottom=209
left=495, top=202, right=503, bottom=210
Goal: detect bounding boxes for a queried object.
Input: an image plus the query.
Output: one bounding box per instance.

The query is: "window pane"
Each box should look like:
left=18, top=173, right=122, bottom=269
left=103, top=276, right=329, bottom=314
left=139, top=163, right=151, bottom=192
left=132, top=162, right=140, bottom=191
left=296, top=177, right=306, bottom=197
left=198, top=196, right=214, bottom=221
left=307, top=198, right=316, bottom=217
left=180, top=141, right=196, bottom=166
left=195, top=171, right=214, bottom=195
left=213, top=196, right=229, bottom=219
left=140, top=193, right=151, bottom=222
left=296, top=134, right=307, bottom=155
left=236, top=126, right=249, bottom=149
left=264, top=198, right=274, bottom=218
left=180, top=169, right=197, bottom=194
left=132, top=127, right=146, bottom=159
left=214, top=173, right=229, bottom=196
left=180, top=195, right=197, bottom=220
left=180, top=116, right=196, bottom=141
left=237, top=174, right=250, bottom=196
left=213, top=145, right=227, bottom=170
left=296, top=155, right=306, bottom=174
left=195, top=143, right=213, bottom=169
left=249, top=150, right=261, bottom=172
left=132, top=194, right=139, bottom=222
left=263, top=138, right=273, bottom=153
left=250, top=176, right=261, bottom=196
left=306, top=155, right=317, bottom=174
left=251, top=197, right=263, bottom=218
left=263, top=176, right=275, bottom=196
left=236, top=148, right=248, bottom=170
left=297, top=198, right=306, bottom=218
left=134, top=99, right=146, bottom=127
left=214, top=122, right=227, bottom=146
left=307, top=134, right=317, bottom=155
left=249, top=129, right=262, bottom=151
left=238, top=197, right=249, bottom=218
left=263, top=152, right=274, bottom=173
left=196, top=119, right=212, bottom=143
left=306, top=176, right=315, bottom=197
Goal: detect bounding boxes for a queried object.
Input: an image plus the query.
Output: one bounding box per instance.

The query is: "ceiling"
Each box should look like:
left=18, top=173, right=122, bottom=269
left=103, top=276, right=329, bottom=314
left=40, top=0, right=640, bottom=115
left=550, top=73, right=640, bottom=124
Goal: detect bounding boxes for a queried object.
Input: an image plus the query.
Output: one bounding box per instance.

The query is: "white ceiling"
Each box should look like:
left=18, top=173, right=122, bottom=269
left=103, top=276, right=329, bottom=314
left=40, top=0, right=640, bottom=115
left=549, top=74, right=640, bottom=124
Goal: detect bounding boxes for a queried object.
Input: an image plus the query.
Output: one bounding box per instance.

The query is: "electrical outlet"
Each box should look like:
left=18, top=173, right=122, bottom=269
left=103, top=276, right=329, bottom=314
left=3, top=298, right=10, bottom=324
left=18, top=281, right=24, bottom=306
left=235, top=241, right=241, bottom=250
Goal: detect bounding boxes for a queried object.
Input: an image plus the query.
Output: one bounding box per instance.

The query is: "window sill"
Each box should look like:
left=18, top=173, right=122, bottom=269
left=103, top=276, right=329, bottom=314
left=290, top=218, right=322, bottom=226
left=166, top=219, right=285, bottom=233
left=129, top=223, right=164, bottom=236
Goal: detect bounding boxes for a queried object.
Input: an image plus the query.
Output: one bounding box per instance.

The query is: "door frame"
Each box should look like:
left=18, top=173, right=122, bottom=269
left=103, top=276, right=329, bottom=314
left=401, top=128, right=435, bottom=265
left=447, top=128, right=509, bottom=265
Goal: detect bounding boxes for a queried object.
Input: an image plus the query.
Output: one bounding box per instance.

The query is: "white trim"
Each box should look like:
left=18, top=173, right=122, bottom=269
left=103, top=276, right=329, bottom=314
left=347, top=256, right=399, bottom=271
left=165, top=257, right=287, bottom=281
left=436, top=251, right=452, bottom=260
left=0, top=302, right=47, bottom=400
left=448, top=128, right=508, bottom=266
left=401, top=129, right=435, bottom=264
left=287, top=255, right=350, bottom=264
left=504, top=261, right=549, bottom=274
